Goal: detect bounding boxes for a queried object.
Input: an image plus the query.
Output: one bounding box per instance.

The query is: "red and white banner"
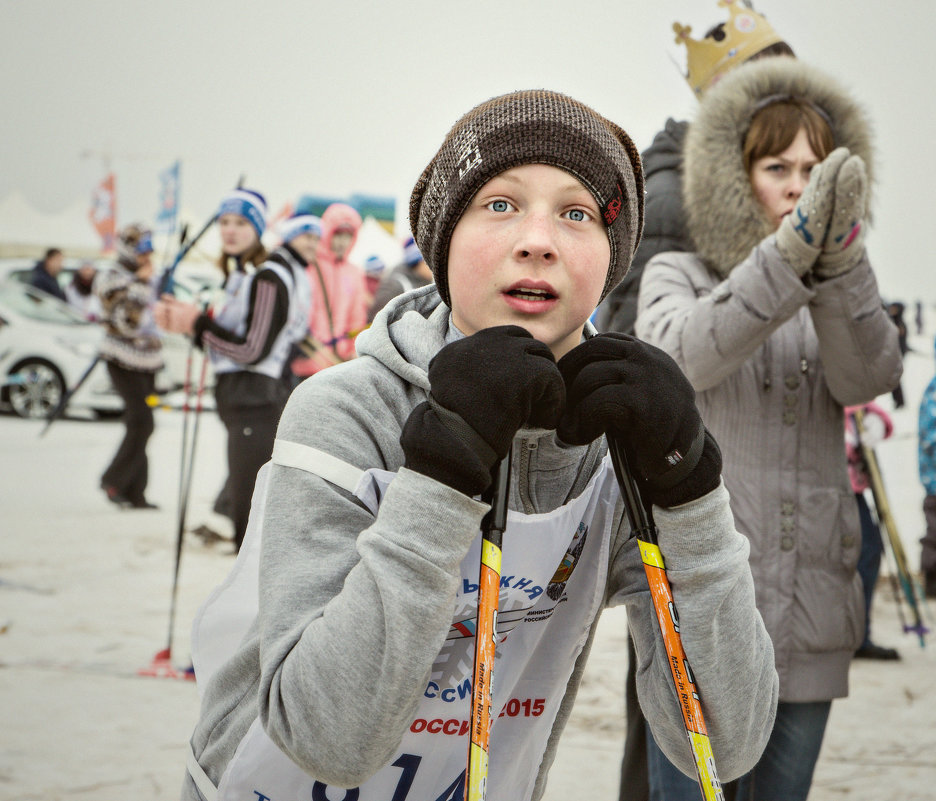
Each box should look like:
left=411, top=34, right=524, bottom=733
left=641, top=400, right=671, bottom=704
left=89, top=173, right=117, bottom=253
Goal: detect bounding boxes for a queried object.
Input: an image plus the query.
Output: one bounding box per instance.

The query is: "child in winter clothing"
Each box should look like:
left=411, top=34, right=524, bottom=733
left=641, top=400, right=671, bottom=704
left=181, top=90, right=778, bottom=801
left=65, top=261, right=101, bottom=320
left=636, top=57, right=903, bottom=800
left=155, top=191, right=311, bottom=551
left=845, top=402, right=899, bottom=659
left=95, top=224, right=163, bottom=509
left=362, top=254, right=386, bottom=308
left=368, top=235, right=435, bottom=322
left=920, top=336, right=936, bottom=598
left=289, top=202, right=369, bottom=378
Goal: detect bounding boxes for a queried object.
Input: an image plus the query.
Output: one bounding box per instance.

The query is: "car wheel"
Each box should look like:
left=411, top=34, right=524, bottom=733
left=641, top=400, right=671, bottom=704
left=7, top=359, right=65, bottom=419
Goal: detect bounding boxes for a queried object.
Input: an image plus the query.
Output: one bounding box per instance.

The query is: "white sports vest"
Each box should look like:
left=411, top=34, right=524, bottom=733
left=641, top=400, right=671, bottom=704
left=189, top=440, right=621, bottom=801
left=210, top=252, right=311, bottom=379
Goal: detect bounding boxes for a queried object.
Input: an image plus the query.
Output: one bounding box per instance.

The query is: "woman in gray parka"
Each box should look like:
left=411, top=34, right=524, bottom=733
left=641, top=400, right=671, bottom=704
left=636, top=57, right=903, bottom=800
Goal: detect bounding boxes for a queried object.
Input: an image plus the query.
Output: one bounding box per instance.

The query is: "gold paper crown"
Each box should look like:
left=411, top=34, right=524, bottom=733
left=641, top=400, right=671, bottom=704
left=674, top=0, right=785, bottom=97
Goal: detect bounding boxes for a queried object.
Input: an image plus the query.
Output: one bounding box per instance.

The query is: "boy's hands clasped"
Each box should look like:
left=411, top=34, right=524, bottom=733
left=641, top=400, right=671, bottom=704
left=557, top=334, right=721, bottom=508
left=402, top=327, right=721, bottom=507
left=401, top=326, right=565, bottom=497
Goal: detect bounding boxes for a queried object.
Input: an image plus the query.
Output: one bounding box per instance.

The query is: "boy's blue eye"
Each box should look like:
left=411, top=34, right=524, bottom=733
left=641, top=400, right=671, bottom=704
left=490, top=200, right=510, bottom=212
left=567, top=209, right=587, bottom=222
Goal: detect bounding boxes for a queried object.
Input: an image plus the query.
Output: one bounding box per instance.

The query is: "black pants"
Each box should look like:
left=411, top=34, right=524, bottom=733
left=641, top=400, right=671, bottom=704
left=101, top=362, right=156, bottom=504
left=619, top=631, right=649, bottom=801
left=215, top=372, right=288, bottom=551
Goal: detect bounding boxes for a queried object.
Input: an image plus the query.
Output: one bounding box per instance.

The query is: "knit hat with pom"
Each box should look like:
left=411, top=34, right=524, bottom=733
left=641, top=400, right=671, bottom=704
left=217, top=189, right=268, bottom=238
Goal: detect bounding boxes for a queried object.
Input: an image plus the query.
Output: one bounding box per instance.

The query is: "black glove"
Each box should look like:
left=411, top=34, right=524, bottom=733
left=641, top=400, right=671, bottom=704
left=556, top=334, right=721, bottom=508
left=401, top=325, right=565, bottom=496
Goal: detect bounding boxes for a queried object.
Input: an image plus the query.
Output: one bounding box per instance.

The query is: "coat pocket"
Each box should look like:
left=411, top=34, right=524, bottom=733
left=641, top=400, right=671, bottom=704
left=790, top=487, right=864, bottom=653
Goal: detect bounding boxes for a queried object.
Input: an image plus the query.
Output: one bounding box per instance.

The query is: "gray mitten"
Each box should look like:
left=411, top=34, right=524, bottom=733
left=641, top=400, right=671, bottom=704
left=775, top=147, right=850, bottom=276
left=813, top=154, right=868, bottom=280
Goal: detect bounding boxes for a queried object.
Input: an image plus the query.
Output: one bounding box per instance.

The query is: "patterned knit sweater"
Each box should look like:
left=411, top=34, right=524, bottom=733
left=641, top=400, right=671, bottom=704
left=93, top=262, right=163, bottom=372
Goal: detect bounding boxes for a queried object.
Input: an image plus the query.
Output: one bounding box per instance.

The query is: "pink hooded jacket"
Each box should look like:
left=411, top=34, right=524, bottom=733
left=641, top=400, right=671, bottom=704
left=291, top=203, right=368, bottom=377
left=845, top=401, right=894, bottom=493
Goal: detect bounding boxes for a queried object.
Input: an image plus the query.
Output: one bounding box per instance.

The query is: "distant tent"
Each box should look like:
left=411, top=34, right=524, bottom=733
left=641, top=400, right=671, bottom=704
left=353, top=216, right=404, bottom=269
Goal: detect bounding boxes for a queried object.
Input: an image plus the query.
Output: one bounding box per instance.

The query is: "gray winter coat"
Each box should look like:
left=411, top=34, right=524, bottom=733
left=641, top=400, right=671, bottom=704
left=183, top=284, right=778, bottom=798
left=636, top=58, right=903, bottom=702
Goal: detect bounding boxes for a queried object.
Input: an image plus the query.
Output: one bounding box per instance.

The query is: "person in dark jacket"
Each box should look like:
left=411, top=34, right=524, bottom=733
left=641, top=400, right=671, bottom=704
left=594, top=121, right=691, bottom=336
left=596, top=2, right=794, bottom=338
left=367, top=235, right=434, bottom=322
left=29, top=248, right=67, bottom=302
left=886, top=301, right=909, bottom=408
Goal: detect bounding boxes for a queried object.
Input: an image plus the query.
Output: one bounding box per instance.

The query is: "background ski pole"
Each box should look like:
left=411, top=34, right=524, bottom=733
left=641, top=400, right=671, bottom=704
left=139, top=349, right=209, bottom=680
left=466, top=450, right=511, bottom=801
left=607, top=437, right=724, bottom=801
left=158, top=174, right=243, bottom=296
left=853, top=408, right=930, bottom=646
left=39, top=355, right=102, bottom=438
left=158, top=213, right=216, bottom=296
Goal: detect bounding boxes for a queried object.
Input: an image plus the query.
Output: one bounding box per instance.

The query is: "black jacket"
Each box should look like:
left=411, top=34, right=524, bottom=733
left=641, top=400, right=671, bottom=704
left=595, top=118, right=692, bottom=335
left=29, top=263, right=67, bottom=302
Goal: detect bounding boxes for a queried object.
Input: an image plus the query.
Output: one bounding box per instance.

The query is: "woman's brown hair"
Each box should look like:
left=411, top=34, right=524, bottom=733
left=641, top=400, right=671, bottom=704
left=743, top=98, right=835, bottom=173
left=217, top=240, right=267, bottom=277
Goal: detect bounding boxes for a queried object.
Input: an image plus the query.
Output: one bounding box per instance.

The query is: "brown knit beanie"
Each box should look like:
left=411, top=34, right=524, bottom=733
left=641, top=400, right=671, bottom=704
left=409, top=89, right=645, bottom=308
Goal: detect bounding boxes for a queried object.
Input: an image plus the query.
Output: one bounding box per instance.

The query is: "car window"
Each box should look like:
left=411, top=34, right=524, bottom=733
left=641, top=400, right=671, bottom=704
left=0, top=284, right=91, bottom=324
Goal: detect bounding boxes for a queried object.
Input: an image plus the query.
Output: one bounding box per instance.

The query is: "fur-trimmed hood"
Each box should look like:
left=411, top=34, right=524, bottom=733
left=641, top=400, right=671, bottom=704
left=683, top=58, right=874, bottom=278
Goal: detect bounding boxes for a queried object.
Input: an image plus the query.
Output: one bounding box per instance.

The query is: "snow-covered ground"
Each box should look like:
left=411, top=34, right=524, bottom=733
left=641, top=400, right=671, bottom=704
left=1, top=329, right=934, bottom=800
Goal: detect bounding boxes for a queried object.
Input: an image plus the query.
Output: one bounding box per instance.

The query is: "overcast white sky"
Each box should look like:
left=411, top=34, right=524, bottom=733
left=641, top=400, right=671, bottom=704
left=2, top=0, right=934, bottom=302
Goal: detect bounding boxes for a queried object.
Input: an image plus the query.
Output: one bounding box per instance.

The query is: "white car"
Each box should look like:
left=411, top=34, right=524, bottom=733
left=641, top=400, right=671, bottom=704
left=0, top=282, right=120, bottom=418
left=0, top=259, right=219, bottom=414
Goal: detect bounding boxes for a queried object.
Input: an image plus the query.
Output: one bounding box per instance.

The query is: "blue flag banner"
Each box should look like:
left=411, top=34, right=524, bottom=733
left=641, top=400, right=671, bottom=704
left=156, top=160, right=181, bottom=232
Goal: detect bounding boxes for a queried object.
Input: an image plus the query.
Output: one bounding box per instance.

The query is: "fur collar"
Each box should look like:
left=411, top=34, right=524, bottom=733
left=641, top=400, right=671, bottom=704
left=683, top=58, right=873, bottom=278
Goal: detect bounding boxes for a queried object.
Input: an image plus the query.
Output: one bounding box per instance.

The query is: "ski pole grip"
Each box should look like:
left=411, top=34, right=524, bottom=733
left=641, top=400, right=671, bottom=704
left=481, top=454, right=511, bottom=541
left=607, top=437, right=655, bottom=542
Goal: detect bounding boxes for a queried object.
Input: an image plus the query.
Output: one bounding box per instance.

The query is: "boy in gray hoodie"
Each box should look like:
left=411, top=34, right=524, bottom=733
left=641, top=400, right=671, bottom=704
left=182, top=89, right=778, bottom=801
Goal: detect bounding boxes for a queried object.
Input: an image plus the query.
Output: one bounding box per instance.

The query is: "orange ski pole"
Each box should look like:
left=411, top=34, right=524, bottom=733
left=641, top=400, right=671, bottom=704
left=466, top=451, right=511, bottom=801
left=608, top=437, right=724, bottom=801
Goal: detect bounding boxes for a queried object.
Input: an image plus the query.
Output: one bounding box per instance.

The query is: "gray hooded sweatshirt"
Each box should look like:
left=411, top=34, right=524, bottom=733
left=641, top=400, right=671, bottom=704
left=183, top=284, right=778, bottom=799
left=637, top=58, right=903, bottom=703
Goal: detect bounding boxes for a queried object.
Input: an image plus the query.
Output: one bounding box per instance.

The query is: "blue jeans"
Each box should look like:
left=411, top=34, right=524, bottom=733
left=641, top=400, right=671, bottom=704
left=646, top=700, right=832, bottom=801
